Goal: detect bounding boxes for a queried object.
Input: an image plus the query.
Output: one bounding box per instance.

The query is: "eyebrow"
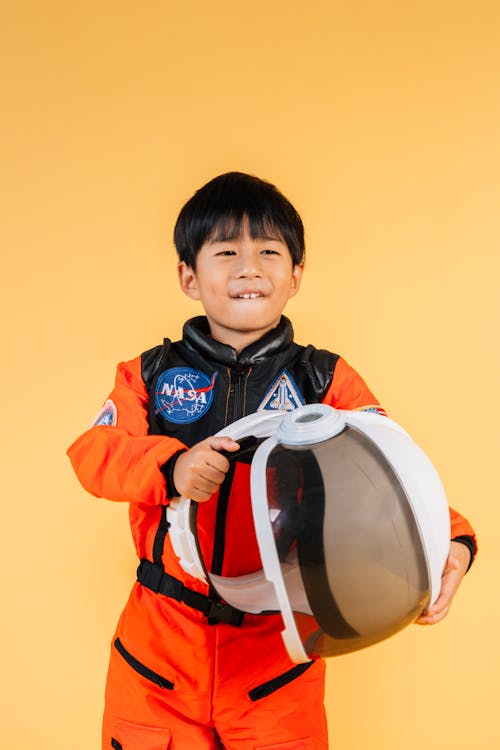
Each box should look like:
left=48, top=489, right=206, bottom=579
left=208, top=234, right=282, bottom=245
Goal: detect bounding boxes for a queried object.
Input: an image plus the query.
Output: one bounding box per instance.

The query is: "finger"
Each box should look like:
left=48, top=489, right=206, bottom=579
left=420, top=596, right=449, bottom=621
left=203, top=439, right=240, bottom=474
left=415, top=549, right=467, bottom=626
left=423, top=579, right=455, bottom=616
left=180, top=458, right=235, bottom=497
left=181, top=461, right=227, bottom=489
left=189, top=486, right=218, bottom=503
left=206, top=436, right=241, bottom=454
left=415, top=580, right=455, bottom=625
left=416, top=606, right=450, bottom=625
left=198, top=463, right=229, bottom=485
left=204, top=452, right=233, bottom=476
left=178, top=471, right=225, bottom=502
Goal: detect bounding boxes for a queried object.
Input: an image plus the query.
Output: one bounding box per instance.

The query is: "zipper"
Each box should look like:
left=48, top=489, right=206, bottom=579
left=228, top=364, right=246, bottom=424
left=114, top=638, right=174, bottom=690
left=248, top=661, right=314, bottom=701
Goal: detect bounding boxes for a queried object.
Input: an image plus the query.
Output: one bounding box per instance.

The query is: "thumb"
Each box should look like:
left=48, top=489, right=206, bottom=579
left=206, top=436, right=240, bottom=454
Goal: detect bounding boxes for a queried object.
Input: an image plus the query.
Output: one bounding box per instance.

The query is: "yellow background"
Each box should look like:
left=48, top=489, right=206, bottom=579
left=1, top=1, right=498, bottom=748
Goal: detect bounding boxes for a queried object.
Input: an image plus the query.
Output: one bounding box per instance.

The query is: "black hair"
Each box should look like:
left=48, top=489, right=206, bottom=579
left=173, top=172, right=305, bottom=268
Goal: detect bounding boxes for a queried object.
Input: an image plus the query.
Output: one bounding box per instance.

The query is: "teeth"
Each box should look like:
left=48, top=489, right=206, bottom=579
left=238, top=293, right=261, bottom=299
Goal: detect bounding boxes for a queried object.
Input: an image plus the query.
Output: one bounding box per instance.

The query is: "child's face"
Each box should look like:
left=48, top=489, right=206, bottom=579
left=178, top=223, right=303, bottom=352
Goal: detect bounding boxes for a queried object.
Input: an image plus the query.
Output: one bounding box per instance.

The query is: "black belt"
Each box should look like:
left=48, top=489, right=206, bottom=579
left=137, top=559, right=244, bottom=627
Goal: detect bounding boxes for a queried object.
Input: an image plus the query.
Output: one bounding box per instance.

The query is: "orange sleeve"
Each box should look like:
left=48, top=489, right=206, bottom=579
left=449, top=507, right=477, bottom=547
left=67, top=356, right=186, bottom=506
left=322, top=357, right=477, bottom=557
left=322, top=356, right=386, bottom=414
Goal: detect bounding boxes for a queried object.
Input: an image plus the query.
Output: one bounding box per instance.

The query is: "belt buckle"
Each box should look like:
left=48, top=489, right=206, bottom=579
left=207, top=600, right=243, bottom=627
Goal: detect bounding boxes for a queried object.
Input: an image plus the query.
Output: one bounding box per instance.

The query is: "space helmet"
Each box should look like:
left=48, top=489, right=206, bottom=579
left=166, top=404, right=450, bottom=663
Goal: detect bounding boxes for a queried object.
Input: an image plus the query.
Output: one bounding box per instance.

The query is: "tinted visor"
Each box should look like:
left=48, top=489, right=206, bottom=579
left=266, top=426, right=431, bottom=657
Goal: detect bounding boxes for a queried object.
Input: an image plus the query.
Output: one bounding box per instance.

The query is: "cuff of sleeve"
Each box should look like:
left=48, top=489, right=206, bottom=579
left=160, top=449, right=187, bottom=499
left=451, top=534, right=477, bottom=572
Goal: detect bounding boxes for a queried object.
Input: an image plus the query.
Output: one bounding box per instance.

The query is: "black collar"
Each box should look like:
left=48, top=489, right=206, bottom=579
left=182, top=316, right=295, bottom=367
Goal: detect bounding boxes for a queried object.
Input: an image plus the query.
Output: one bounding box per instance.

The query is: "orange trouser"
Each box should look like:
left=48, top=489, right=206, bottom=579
left=102, top=583, right=328, bottom=750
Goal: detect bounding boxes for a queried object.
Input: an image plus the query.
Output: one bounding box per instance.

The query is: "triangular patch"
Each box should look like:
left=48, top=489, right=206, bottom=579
left=258, top=370, right=305, bottom=412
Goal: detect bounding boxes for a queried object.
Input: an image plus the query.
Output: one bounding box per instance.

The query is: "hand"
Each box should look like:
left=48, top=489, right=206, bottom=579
left=415, top=541, right=471, bottom=625
left=172, top=436, right=240, bottom=503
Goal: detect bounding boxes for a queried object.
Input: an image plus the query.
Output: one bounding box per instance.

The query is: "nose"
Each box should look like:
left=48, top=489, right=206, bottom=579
left=234, top=248, right=263, bottom=278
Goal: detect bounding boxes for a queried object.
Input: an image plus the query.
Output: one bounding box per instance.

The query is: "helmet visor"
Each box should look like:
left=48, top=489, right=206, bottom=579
left=265, top=426, right=431, bottom=657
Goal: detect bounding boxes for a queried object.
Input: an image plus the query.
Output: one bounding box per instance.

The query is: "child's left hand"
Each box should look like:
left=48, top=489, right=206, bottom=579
left=415, top=541, right=471, bottom=625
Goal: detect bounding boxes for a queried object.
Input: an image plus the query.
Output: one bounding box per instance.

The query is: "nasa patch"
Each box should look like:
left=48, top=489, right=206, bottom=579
left=91, top=399, right=117, bottom=427
left=258, top=370, right=305, bottom=412
left=155, top=367, right=217, bottom=424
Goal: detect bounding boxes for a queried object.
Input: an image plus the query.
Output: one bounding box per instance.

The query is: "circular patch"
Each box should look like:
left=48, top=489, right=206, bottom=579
left=155, top=367, right=217, bottom=424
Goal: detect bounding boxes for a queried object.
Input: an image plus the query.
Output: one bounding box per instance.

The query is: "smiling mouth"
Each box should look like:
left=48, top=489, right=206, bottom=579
left=234, top=293, right=264, bottom=299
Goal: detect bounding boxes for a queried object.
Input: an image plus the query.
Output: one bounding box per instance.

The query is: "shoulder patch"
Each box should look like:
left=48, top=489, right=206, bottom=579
left=354, top=405, right=387, bottom=417
left=91, top=399, right=117, bottom=427
left=258, top=370, right=305, bottom=412
left=155, top=367, right=217, bottom=424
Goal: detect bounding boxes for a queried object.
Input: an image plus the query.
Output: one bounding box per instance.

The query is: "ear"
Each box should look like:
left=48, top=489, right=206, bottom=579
left=178, top=261, right=201, bottom=300
left=288, top=263, right=304, bottom=299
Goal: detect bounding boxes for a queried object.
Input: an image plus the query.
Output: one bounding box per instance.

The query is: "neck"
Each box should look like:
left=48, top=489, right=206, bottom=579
left=207, top=320, right=280, bottom=354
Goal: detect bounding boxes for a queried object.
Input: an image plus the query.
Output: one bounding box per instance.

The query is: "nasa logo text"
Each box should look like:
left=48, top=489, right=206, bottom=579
left=155, top=368, right=217, bottom=424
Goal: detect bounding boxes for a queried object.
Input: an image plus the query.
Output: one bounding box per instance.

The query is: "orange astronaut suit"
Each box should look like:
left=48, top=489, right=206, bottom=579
left=68, top=316, right=476, bottom=750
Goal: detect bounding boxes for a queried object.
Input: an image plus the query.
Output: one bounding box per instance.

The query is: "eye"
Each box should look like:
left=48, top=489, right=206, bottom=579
left=261, top=248, right=280, bottom=255
left=215, top=249, right=237, bottom=256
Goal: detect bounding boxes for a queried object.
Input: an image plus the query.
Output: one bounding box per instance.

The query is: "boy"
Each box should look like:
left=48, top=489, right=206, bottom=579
left=68, top=172, right=476, bottom=750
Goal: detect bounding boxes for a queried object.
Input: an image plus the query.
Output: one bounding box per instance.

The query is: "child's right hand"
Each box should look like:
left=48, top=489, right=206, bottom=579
left=172, top=436, right=240, bottom=502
